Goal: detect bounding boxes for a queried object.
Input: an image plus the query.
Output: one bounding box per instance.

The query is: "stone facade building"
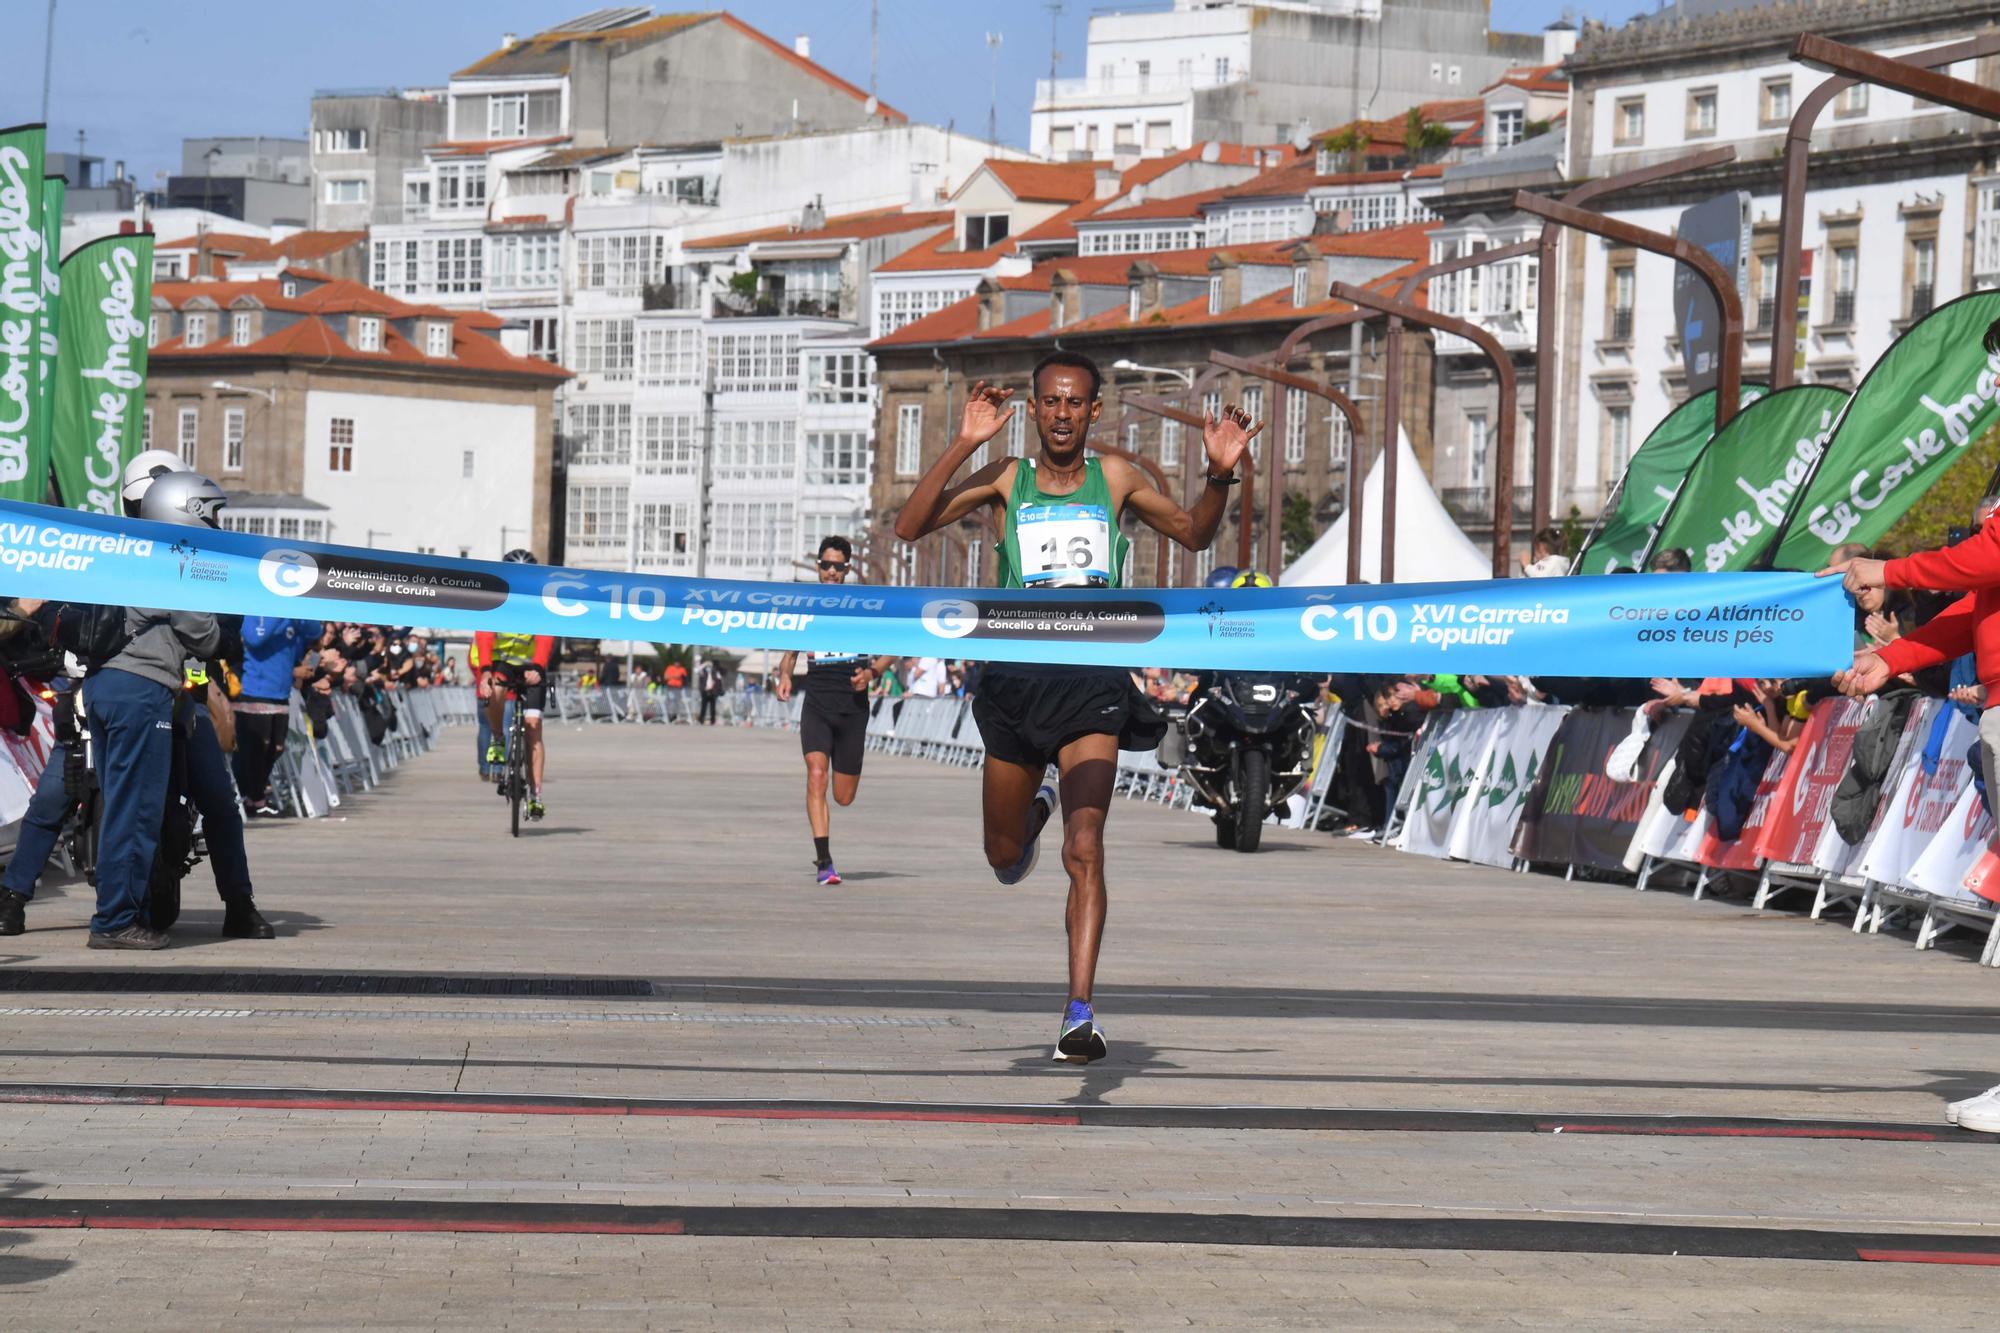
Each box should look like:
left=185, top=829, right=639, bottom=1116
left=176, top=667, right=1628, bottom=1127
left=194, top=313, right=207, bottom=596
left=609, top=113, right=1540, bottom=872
left=866, top=228, right=1436, bottom=587
left=146, top=270, right=568, bottom=560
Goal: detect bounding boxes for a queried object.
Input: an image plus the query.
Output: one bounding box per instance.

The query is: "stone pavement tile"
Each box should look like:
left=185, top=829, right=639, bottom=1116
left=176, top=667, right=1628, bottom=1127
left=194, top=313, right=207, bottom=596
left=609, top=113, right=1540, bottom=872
left=3, top=725, right=1998, bottom=1125
left=1, top=1232, right=1995, bottom=1328
left=5, top=1103, right=2000, bottom=1235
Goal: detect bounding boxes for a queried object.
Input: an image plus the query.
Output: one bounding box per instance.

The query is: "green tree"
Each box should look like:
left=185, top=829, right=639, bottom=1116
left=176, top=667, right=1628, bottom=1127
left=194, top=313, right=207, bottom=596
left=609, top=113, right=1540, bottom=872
left=1321, top=125, right=1368, bottom=173
left=1281, top=491, right=1319, bottom=565
left=1883, top=418, right=2000, bottom=553
left=1402, top=107, right=1455, bottom=164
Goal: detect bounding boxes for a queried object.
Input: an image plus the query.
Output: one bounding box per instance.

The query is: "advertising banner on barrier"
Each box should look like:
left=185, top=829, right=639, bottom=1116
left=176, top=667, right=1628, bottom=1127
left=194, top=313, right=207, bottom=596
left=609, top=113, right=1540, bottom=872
left=1513, top=708, right=1693, bottom=872
left=1773, top=291, right=2000, bottom=570
left=0, top=124, right=47, bottom=504
left=1695, top=748, right=1788, bottom=871
left=1754, top=697, right=1865, bottom=866
left=1858, top=705, right=1974, bottom=888
left=1648, top=385, right=1848, bottom=573
left=51, top=235, right=153, bottom=513
left=1396, top=710, right=1496, bottom=857
left=0, top=502, right=1855, bottom=677
left=1907, top=783, right=1996, bottom=906
left=1447, top=704, right=1568, bottom=867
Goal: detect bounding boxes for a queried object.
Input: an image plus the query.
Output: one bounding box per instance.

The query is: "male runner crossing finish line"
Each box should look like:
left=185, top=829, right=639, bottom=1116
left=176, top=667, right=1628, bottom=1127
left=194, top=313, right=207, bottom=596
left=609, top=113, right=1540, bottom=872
left=894, top=351, right=1259, bottom=1062
left=775, top=535, right=898, bottom=886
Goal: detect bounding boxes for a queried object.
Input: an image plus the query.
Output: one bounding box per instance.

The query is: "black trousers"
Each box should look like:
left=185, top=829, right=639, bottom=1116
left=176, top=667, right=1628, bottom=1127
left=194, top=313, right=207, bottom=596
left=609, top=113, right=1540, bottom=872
left=232, top=710, right=290, bottom=806
left=699, top=693, right=719, bottom=725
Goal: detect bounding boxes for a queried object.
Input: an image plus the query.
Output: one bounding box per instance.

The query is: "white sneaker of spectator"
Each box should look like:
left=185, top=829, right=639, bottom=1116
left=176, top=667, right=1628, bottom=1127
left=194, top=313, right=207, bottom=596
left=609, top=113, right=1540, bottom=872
left=1946, top=1083, right=2000, bottom=1130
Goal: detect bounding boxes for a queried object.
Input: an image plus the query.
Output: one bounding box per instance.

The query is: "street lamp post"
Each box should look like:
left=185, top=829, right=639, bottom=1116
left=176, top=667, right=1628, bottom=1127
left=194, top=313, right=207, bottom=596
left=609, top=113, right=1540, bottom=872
left=1119, top=365, right=1253, bottom=577
left=1332, top=282, right=1520, bottom=576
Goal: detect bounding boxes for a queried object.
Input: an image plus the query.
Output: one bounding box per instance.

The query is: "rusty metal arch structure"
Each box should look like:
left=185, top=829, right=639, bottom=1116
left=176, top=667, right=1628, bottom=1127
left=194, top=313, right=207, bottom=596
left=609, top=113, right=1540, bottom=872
left=1512, top=190, right=1746, bottom=432
left=1770, top=33, right=2000, bottom=385
left=1333, top=281, right=1520, bottom=575
left=1209, top=351, right=1369, bottom=584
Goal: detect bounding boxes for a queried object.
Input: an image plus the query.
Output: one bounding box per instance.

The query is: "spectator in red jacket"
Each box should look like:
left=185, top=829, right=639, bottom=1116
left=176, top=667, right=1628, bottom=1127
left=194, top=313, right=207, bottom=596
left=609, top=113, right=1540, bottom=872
left=1825, top=488, right=2000, bottom=1137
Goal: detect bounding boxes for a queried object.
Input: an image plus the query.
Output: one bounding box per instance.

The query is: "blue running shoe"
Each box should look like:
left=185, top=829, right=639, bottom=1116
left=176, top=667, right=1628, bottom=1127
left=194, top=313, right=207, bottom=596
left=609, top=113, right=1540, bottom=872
left=995, top=782, right=1057, bottom=886
left=1053, top=998, right=1107, bottom=1064
left=816, top=864, right=842, bottom=886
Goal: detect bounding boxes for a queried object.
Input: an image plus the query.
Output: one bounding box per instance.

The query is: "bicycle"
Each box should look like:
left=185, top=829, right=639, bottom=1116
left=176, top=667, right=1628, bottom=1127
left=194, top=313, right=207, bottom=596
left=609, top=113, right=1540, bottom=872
left=487, top=662, right=538, bottom=837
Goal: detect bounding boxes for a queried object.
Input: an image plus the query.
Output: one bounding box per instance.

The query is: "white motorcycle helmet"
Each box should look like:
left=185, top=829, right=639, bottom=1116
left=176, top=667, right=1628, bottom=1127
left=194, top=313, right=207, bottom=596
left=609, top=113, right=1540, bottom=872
left=137, top=471, right=229, bottom=530
left=121, top=449, right=194, bottom=512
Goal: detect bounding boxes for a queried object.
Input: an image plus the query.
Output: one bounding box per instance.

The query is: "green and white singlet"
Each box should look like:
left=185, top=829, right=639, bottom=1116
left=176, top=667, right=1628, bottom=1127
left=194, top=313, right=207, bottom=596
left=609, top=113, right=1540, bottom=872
left=998, top=457, right=1129, bottom=590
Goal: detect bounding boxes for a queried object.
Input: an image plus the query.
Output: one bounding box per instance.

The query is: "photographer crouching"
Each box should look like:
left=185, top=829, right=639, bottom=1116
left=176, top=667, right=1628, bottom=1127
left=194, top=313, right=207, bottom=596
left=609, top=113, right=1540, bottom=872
left=5, top=453, right=273, bottom=949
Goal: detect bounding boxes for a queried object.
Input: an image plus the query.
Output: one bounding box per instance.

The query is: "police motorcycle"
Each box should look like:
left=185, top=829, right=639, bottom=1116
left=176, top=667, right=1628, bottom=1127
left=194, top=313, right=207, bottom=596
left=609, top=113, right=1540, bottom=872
left=1168, top=572, right=1318, bottom=853
left=40, top=455, right=228, bottom=929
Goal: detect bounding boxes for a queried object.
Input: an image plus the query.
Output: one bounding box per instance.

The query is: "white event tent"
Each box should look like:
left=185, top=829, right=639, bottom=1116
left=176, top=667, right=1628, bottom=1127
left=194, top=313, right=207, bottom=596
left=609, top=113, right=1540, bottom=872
left=1279, top=428, right=1490, bottom=586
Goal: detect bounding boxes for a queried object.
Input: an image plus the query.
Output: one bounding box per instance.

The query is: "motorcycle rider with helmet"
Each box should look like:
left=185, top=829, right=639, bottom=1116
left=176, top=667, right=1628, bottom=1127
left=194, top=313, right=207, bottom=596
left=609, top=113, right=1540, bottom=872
left=12, top=454, right=273, bottom=948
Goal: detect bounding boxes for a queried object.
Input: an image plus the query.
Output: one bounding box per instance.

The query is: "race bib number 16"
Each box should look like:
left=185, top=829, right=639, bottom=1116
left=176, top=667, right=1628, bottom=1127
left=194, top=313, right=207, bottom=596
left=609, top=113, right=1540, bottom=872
left=1019, top=504, right=1112, bottom=588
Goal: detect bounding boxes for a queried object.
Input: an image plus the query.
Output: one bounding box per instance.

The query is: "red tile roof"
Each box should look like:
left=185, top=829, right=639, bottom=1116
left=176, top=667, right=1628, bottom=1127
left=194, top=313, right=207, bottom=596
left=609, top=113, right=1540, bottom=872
left=684, top=206, right=953, bottom=251
left=1084, top=186, right=1233, bottom=224
left=982, top=159, right=1105, bottom=204
left=881, top=143, right=1278, bottom=266
left=873, top=226, right=1013, bottom=273
left=1483, top=63, right=1569, bottom=95
left=155, top=230, right=367, bottom=279
left=150, top=277, right=569, bottom=382
left=869, top=226, right=1437, bottom=349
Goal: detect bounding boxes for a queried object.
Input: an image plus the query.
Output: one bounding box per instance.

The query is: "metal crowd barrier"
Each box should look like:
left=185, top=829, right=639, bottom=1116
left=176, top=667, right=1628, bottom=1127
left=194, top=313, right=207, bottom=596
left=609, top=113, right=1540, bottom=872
left=269, top=685, right=475, bottom=819
left=529, top=679, right=1351, bottom=825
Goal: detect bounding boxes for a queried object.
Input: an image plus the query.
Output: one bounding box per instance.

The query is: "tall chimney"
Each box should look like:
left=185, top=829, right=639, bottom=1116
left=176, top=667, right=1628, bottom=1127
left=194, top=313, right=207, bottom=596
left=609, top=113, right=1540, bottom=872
left=1542, top=21, right=1577, bottom=65
left=794, top=34, right=811, bottom=60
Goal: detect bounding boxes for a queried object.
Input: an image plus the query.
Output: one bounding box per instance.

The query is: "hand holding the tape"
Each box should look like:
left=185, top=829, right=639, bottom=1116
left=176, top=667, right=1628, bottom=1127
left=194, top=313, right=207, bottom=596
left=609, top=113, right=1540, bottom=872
left=1817, top=556, right=1886, bottom=594
left=1832, top=650, right=1891, bottom=698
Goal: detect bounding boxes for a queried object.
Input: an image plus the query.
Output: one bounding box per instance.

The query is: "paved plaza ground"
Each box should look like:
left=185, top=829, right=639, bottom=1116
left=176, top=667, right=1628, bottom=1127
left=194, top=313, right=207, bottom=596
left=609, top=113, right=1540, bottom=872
left=0, top=721, right=1997, bottom=1327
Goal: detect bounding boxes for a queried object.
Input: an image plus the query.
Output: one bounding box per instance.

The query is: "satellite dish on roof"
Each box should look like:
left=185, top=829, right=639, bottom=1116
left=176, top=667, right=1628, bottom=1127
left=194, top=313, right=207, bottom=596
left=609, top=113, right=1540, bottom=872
left=864, top=95, right=879, bottom=117
left=1291, top=125, right=1312, bottom=152
left=1198, top=141, right=1220, bottom=163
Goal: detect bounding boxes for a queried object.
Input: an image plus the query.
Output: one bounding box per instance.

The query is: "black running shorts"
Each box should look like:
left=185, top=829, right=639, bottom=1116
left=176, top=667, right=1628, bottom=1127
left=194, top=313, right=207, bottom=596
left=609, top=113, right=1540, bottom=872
left=799, top=693, right=868, bottom=776
left=490, top=665, right=549, bottom=716
left=972, top=666, right=1163, bottom=771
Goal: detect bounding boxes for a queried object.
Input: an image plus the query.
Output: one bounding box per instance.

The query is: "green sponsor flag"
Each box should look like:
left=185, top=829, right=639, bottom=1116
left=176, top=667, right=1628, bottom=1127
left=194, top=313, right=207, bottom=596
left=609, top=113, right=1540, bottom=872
left=51, top=233, right=153, bottom=514
left=32, top=174, right=63, bottom=501
left=0, top=123, right=47, bottom=503
left=1650, top=385, right=1848, bottom=572
left=1773, top=292, right=2000, bottom=570
left=1576, top=384, right=1767, bottom=574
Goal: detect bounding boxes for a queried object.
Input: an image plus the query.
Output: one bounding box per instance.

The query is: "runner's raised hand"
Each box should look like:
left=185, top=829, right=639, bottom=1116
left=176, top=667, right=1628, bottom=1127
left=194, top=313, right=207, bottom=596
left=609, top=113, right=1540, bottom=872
left=1201, top=404, right=1261, bottom=474
left=957, top=381, right=1015, bottom=448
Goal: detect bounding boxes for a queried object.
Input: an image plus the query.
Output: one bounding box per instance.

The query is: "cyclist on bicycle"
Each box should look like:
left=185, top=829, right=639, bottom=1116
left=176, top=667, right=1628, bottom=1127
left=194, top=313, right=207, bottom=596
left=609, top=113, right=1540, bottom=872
left=474, top=548, right=556, bottom=821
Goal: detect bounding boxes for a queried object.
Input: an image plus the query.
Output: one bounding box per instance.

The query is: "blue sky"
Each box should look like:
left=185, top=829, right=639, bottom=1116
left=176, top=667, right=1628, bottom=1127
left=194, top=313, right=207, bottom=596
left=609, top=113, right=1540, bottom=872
left=2, top=1, right=1654, bottom=192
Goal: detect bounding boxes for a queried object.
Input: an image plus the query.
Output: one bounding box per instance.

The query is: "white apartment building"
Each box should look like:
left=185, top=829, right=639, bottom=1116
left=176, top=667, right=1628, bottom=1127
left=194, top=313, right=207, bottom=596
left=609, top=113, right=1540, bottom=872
left=1559, top=0, right=2000, bottom=520
left=1030, top=0, right=1540, bottom=159
left=561, top=208, right=943, bottom=581
left=357, top=7, right=1023, bottom=577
